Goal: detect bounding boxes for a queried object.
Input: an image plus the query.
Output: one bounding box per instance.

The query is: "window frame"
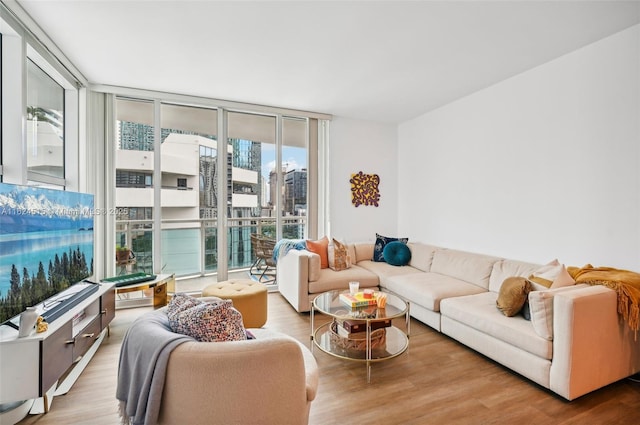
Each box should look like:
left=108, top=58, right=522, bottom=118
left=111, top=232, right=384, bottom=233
left=1, top=6, right=83, bottom=191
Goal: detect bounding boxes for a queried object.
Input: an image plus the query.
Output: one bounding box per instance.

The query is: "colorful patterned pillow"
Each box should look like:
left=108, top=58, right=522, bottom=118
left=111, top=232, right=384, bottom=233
left=169, top=297, right=247, bottom=342
left=328, top=238, right=352, bottom=271
left=166, top=293, right=203, bottom=319
left=373, top=233, right=408, bottom=262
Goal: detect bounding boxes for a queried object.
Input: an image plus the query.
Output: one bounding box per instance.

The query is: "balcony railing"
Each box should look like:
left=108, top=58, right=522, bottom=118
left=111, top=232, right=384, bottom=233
left=161, top=185, right=194, bottom=190
left=115, top=215, right=306, bottom=281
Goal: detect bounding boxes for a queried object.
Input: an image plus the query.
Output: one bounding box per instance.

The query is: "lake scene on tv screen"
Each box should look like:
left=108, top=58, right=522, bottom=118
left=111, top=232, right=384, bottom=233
left=0, top=183, right=94, bottom=323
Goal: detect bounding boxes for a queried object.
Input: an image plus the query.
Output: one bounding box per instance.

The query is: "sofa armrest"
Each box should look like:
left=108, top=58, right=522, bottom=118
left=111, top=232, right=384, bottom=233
left=160, top=330, right=317, bottom=424
left=550, top=285, right=640, bottom=400
left=250, top=329, right=319, bottom=402
left=277, top=249, right=314, bottom=312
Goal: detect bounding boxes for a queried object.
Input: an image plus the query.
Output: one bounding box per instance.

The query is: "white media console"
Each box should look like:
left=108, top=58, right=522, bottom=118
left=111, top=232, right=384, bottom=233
left=0, top=281, right=116, bottom=424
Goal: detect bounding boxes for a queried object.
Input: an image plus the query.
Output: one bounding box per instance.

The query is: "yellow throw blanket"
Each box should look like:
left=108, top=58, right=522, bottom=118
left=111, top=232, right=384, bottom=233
left=567, top=264, right=640, bottom=337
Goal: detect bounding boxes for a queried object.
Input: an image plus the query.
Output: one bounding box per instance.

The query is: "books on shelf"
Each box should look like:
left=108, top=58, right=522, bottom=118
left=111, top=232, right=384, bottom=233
left=334, top=318, right=392, bottom=338
left=339, top=292, right=377, bottom=308
left=71, top=310, right=86, bottom=327
left=343, top=318, right=391, bottom=333
left=336, top=325, right=356, bottom=339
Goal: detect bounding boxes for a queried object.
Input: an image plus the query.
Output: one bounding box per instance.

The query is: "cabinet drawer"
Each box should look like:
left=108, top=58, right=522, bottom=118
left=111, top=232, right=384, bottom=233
left=73, top=316, right=102, bottom=359
left=41, top=321, right=74, bottom=395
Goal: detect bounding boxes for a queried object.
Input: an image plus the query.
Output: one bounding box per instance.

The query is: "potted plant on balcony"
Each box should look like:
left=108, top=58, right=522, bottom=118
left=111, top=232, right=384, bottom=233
left=116, top=245, right=131, bottom=263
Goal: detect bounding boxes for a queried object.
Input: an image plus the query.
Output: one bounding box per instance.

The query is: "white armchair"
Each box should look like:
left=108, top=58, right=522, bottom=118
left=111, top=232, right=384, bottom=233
left=158, top=326, right=319, bottom=424
left=119, top=307, right=319, bottom=425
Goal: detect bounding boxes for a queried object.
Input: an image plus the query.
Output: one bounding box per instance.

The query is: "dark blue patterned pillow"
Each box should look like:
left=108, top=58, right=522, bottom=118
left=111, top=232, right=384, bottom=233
left=373, top=233, right=409, bottom=262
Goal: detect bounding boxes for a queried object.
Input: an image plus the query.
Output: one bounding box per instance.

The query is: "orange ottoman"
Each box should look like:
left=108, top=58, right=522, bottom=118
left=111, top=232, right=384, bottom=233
left=202, top=279, right=268, bottom=328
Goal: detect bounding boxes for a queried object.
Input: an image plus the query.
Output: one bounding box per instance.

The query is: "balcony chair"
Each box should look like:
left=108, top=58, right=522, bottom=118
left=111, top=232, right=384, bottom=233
left=249, top=233, right=277, bottom=284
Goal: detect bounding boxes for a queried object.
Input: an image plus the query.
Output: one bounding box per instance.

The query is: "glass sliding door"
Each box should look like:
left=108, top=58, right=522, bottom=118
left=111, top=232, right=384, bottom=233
left=112, top=98, right=155, bottom=274
left=159, top=103, right=217, bottom=277
left=227, top=111, right=276, bottom=272
left=225, top=112, right=309, bottom=283
left=115, top=98, right=155, bottom=274
left=282, top=117, right=308, bottom=240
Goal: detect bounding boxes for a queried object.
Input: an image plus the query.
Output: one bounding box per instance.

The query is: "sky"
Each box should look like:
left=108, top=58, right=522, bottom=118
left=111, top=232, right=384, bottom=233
left=261, top=145, right=306, bottom=179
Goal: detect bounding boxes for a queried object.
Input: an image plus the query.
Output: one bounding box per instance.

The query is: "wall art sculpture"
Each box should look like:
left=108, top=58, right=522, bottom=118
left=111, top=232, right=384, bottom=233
left=350, top=171, right=380, bottom=207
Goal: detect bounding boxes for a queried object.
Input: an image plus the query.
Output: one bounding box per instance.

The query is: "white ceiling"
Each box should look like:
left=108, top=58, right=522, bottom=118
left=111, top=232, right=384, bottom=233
left=14, top=0, right=640, bottom=123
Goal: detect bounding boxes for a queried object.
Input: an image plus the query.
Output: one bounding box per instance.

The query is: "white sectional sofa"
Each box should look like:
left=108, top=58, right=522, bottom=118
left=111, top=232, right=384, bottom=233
left=277, top=241, right=640, bottom=400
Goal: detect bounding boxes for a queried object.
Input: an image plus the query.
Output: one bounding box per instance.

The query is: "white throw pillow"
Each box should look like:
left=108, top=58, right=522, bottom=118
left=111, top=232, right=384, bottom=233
left=550, top=264, right=575, bottom=288
left=529, top=284, right=587, bottom=340
left=529, top=260, right=575, bottom=290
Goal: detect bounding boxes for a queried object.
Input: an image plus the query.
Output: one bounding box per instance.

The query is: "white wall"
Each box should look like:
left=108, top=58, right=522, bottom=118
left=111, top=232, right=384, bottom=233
left=398, top=25, right=639, bottom=270
left=328, top=116, right=398, bottom=243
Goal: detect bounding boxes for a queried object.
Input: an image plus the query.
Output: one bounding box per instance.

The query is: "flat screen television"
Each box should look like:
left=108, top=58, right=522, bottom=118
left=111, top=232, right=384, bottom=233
left=0, top=182, right=95, bottom=325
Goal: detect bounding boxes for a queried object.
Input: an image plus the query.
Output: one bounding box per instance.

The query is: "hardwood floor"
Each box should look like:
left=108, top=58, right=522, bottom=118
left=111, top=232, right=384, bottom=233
left=17, top=293, right=640, bottom=424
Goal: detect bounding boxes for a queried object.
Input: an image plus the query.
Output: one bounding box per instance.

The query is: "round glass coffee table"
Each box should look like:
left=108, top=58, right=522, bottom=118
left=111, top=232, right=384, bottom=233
left=310, top=290, right=410, bottom=383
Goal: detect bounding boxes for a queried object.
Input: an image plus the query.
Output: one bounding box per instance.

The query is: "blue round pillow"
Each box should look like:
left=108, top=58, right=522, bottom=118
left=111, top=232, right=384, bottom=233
left=383, top=241, right=411, bottom=266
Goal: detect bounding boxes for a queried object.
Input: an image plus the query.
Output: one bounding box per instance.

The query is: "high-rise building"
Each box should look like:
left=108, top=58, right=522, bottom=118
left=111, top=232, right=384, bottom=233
left=267, top=167, right=308, bottom=215
left=115, top=122, right=264, bottom=274
left=284, top=169, right=307, bottom=215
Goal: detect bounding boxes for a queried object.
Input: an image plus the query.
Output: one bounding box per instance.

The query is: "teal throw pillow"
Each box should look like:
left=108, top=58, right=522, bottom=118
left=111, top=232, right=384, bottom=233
left=373, top=233, right=409, bottom=262
left=383, top=241, right=411, bottom=266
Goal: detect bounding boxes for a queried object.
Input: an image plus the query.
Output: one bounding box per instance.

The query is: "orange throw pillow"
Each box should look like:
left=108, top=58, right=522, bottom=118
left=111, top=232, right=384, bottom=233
left=306, top=236, right=329, bottom=269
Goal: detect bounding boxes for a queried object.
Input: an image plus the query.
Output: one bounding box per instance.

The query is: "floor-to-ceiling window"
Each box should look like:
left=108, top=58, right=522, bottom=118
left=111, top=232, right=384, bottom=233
left=114, top=98, right=155, bottom=274
left=160, top=103, right=217, bottom=276
left=282, top=117, right=308, bottom=240
left=110, top=92, right=322, bottom=285
left=227, top=111, right=276, bottom=273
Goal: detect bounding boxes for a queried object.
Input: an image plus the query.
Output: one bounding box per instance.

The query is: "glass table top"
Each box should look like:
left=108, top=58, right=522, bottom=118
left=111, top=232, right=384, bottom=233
left=312, top=290, right=408, bottom=321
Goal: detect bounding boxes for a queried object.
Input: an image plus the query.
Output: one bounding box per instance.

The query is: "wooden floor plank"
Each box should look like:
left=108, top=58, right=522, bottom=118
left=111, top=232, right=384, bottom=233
left=16, top=292, right=640, bottom=424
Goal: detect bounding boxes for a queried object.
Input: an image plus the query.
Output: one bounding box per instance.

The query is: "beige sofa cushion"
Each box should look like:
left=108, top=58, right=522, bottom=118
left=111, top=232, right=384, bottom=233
left=382, top=272, right=486, bottom=312
left=407, top=243, right=440, bottom=272
left=307, top=265, right=378, bottom=294
left=430, top=249, right=500, bottom=289
left=352, top=242, right=374, bottom=263
left=357, top=260, right=421, bottom=285
left=440, top=292, right=552, bottom=359
left=529, top=284, right=587, bottom=340
left=489, top=259, right=541, bottom=293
